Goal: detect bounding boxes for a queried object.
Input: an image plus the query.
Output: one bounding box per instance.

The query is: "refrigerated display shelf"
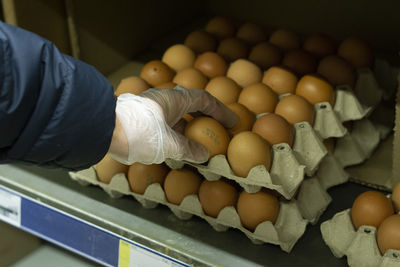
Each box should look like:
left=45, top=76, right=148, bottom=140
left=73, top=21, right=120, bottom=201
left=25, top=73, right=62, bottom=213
left=0, top=163, right=378, bottom=267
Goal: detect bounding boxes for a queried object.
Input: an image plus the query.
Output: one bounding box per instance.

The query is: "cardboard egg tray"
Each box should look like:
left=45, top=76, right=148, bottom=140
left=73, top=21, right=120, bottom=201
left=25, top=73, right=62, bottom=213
left=167, top=139, right=309, bottom=200
left=300, top=152, right=350, bottom=224
left=68, top=145, right=354, bottom=248
left=334, top=118, right=387, bottom=168
left=320, top=209, right=400, bottom=267
left=163, top=66, right=386, bottom=199
left=69, top=167, right=308, bottom=252
left=66, top=111, right=383, bottom=252
left=312, top=114, right=390, bottom=200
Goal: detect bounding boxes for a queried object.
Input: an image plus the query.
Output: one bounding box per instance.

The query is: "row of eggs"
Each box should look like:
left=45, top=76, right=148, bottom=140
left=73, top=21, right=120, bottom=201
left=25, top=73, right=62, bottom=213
left=96, top=154, right=279, bottom=232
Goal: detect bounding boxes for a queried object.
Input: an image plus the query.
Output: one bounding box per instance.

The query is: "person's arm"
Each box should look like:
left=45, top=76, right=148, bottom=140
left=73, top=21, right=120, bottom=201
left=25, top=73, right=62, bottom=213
left=0, top=21, right=116, bottom=171
left=0, top=22, right=237, bottom=170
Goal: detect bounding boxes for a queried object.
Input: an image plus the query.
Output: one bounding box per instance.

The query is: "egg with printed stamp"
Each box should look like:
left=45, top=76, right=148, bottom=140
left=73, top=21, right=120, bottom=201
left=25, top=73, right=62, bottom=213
left=184, top=116, right=230, bottom=159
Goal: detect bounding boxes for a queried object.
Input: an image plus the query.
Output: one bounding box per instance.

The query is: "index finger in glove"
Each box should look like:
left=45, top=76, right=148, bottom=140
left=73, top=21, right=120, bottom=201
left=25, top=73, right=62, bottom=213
left=177, top=87, right=238, bottom=129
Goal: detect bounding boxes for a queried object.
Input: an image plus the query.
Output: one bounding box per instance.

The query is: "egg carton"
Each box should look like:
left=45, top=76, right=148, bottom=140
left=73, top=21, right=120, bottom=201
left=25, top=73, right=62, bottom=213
left=69, top=153, right=351, bottom=243
left=68, top=167, right=308, bottom=252
left=165, top=112, right=351, bottom=201
left=320, top=209, right=400, bottom=267
left=312, top=64, right=385, bottom=138
left=167, top=124, right=320, bottom=201
left=334, top=117, right=386, bottom=168
left=165, top=77, right=382, bottom=199
left=295, top=176, right=332, bottom=225
left=317, top=150, right=350, bottom=190
left=313, top=115, right=391, bottom=190
left=296, top=150, right=350, bottom=225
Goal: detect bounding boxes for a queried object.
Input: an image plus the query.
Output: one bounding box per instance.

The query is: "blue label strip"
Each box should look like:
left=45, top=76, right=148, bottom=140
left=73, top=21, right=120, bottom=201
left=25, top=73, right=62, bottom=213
left=21, top=197, right=119, bottom=266
left=0, top=185, right=190, bottom=267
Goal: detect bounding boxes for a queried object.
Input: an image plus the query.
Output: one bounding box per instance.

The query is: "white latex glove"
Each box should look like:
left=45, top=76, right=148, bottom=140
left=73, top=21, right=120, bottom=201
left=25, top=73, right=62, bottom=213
left=110, top=86, right=237, bottom=165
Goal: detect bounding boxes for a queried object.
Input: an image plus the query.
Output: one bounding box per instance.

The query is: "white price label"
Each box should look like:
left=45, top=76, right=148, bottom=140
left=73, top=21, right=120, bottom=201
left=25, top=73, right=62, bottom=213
left=119, top=240, right=186, bottom=267
left=0, top=187, right=21, bottom=227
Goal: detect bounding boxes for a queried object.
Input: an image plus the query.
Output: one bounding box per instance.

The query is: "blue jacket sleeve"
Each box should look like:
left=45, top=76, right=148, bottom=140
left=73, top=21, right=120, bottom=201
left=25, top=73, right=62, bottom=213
left=0, top=22, right=116, bottom=171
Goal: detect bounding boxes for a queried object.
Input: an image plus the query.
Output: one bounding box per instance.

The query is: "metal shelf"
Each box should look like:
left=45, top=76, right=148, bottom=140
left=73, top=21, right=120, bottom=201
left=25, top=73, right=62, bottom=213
left=0, top=163, right=370, bottom=267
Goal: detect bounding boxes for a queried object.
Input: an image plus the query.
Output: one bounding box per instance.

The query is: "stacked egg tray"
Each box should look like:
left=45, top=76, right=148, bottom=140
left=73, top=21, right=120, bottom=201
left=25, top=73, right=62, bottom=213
left=70, top=167, right=307, bottom=252
left=164, top=60, right=391, bottom=219
left=68, top=59, right=393, bottom=252
left=320, top=209, right=400, bottom=267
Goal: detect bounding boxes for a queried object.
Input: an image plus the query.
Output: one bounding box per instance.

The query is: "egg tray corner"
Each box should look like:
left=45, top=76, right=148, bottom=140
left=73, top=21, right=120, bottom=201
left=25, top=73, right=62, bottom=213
left=69, top=167, right=308, bottom=253
left=334, top=117, right=388, bottom=168
left=320, top=209, right=400, bottom=267
left=314, top=115, right=389, bottom=195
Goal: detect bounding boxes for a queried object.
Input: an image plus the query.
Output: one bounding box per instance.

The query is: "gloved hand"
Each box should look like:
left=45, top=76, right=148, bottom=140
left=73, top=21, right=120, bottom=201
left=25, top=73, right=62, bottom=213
left=109, top=86, right=237, bottom=165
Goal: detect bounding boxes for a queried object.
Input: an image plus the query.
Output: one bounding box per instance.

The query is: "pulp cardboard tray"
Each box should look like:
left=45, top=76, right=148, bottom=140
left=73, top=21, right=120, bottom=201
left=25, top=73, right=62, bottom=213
left=68, top=151, right=351, bottom=250
left=167, top=134, right=309, bottom=200
left=320, top=209, right=400, bottom=267
left=164, top=103, right=377, bottom=202
left=163, top=70, right=385, bottom=193
left=69, top=167, right=307, bottom=253
left=335, top=118, right=389, bottom=168
left=316, top=116, right=391, bottom=191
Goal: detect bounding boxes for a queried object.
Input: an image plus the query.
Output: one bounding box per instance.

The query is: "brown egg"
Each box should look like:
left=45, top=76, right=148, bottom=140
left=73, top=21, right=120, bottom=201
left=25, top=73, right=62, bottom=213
left=238, top=83, right=278, bottom=114
left=194, top=52, right=228, bottom=78
left=269, top=29, right=300, bottom=51
left=262, top=66, right=298, bottom=95
left=248, top=42, right=282, bottom=70
left=140, top=60, right=174, bottom=87
left=337, top=37, right=374, bottom=68
left=205, top=76, right=241, bottom=104
left=296, top=74, right=335, bottom=106
left=282, top=49, right=317, bottom=76
left=236, top=22, right=267, bottom=46
left=205, top=16, right=236, bottom=40
left=156, top=81, right=177, bottom=89
left=391, top=182, right=400, bottom=213
left=227, top=131, right=271, bottom=177
left=114, top=76, right=150, bottom=97
left=275, top=94, right=315, bottom=125
left=173, top=67, right=208, bottom=89
left=227, top=103, right=256, bottom=136
left=303, top=34, right=336, bottom=59
left=317, top=55, right=356, bottom=88
left=377, top=215, right=400, bottom=255
left=351, top=191, right=394, bottom=230
left=127, top=163, right=169, bottom=194
left=226, top=59, right=262, bottom=88
left=217, top=38, right=249, bottom=62
left=324, top=138, right=336, bottom=154
left=164, top=168, right=202, bottom=205
left=184, top=30, right=217, bottom=54
left=199, top=179, right=238, bottom=217
left=185, top=116, right=230, bottom=158
left=237, top=190, right=280, bottom=231
left=96, top=154, right=129, bottom=184
left=252, top=113, right=294, bottom=147
left=162, top=44, right=196, bottom=72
